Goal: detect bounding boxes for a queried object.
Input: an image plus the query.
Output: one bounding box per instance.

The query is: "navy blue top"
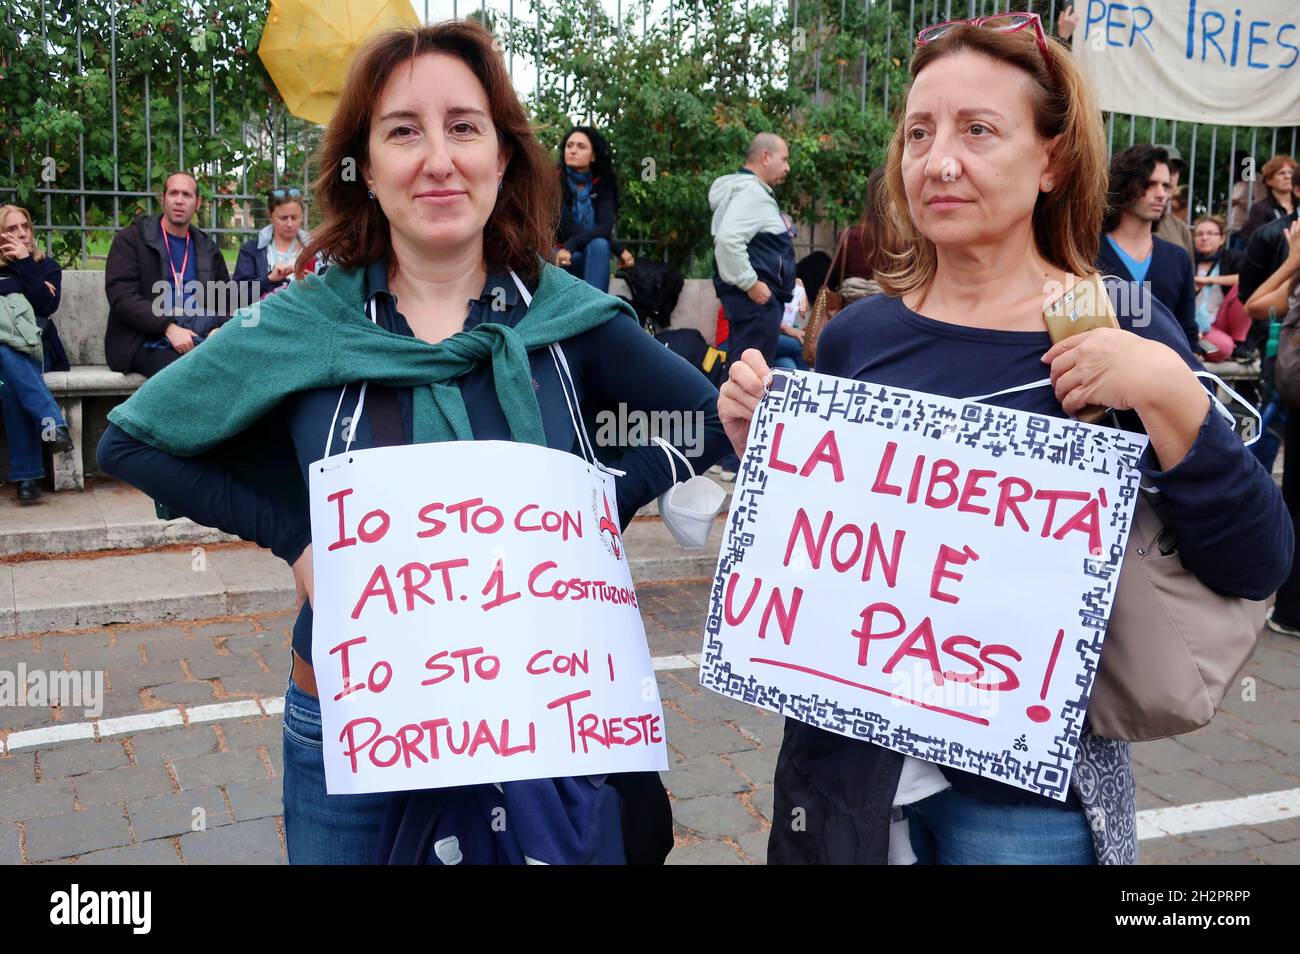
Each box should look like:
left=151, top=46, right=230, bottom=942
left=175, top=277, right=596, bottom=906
left=815, top=286, right=1293, bottom=809
left=1096, top=233, right=1197, bottom=349
left=0, top=255, right=62, bottom=317
left=98, top=258, right=729, bottom=659
left=161, top=228, right=198, bottom=315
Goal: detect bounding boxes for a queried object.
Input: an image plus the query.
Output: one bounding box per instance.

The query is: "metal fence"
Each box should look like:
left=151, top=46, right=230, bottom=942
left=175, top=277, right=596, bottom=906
left=3, top=0, right=1297, bottom=264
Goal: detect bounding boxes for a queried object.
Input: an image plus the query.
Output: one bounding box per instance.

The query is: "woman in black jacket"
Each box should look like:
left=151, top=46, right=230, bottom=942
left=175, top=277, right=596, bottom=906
left=0, top=204, right=71, bottom=503
left=554, top=126, right=634, bottom=292
left=1239, top=156, right=1296, bottom=245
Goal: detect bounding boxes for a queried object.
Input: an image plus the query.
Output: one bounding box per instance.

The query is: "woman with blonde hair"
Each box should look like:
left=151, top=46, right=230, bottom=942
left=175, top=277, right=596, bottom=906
left=99, top=20, right=727, bottom=864
left=719, top=12, right=1290, bottom=864
left=0, top=204, right=71, bottom=503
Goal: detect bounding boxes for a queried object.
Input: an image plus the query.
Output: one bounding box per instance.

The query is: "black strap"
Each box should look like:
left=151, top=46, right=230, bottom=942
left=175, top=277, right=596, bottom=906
left=366, top=385, right=406, bottom=448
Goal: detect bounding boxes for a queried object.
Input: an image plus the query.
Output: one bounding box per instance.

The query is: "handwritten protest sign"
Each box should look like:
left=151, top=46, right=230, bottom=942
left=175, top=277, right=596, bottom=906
left=700, top=370, right=1150, bottom=800
left=1073, top=1, right=1300, bottom=127
left=308, top=441, right=667, bottom=795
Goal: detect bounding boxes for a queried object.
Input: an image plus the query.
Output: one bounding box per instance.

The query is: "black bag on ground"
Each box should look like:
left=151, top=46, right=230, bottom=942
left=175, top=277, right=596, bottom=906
left=617, top=260, right=683, bottom=332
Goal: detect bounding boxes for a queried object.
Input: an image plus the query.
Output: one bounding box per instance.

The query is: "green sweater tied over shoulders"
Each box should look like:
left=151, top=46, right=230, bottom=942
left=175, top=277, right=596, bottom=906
left=108, top=259, right=632, bottom=455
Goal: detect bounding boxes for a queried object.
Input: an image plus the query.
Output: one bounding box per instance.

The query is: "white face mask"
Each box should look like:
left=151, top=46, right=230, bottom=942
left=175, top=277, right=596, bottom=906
left=654, top=437, right=728, bottom=549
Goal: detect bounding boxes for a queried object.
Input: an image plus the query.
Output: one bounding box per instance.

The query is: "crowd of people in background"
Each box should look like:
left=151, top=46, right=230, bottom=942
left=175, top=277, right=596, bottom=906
left=7, top=129, right=1300, bottom=505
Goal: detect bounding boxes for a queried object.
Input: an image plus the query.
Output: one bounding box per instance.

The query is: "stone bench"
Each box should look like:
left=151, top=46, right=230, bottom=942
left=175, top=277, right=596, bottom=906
left=7, top=269, right=722, bottom=492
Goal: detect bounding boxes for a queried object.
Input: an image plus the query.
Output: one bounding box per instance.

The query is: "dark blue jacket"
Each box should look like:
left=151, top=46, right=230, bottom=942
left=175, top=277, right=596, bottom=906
left=1096, top=232, right=1198, bottom=348
left=232, top=226, right=316, bottom=305
left=0, top=255, right=68, bottom=371
left=556, top=170, right=625, bottom=257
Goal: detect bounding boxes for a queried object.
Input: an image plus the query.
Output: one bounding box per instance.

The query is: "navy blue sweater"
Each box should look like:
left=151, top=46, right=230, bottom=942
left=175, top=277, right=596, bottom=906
left=557, top=171, right=625, bottom=257
left=0, top=255, right=61, bottom=317
left=0, top=256, right=68, bottom=370
left=98, top=258, right=729, bottom=660
left=1096, top=233, right=1198, bottom=349
left=815, top=286, right=1293, bottom=809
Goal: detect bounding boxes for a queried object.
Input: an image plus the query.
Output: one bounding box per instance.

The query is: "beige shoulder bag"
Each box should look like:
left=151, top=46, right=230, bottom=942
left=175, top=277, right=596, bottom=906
left=1088, top=492, right=1266, bottom=741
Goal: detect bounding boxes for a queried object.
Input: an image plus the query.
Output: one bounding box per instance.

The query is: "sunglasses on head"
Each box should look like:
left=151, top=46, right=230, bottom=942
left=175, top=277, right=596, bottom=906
left=270, top=188, right=302, bottom=200
left=916, top=12, right=1057, bottom=84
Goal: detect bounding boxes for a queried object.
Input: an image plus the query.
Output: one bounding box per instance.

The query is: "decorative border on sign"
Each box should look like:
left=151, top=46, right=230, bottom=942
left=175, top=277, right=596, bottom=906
left=700, top=371, right=1147, bottom=799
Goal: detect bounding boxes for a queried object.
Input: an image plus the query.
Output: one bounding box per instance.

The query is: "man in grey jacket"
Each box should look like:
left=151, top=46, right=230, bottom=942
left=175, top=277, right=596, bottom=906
left=710, top=133, right=797, bottom=368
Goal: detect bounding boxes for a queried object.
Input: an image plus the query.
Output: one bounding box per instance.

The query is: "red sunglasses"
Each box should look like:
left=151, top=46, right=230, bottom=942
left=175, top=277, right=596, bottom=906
left=916, top=12, right=1057, bottom=84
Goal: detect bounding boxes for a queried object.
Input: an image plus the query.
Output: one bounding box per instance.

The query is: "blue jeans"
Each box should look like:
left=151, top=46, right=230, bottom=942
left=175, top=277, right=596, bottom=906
left=0, top=342, right=65, bottom=481
left=282, top=678, right=394, bottom=864
left=773, top=332, right=808, bottom=371
left=565, top=237, right=612, bottom=292
left=902, top=787, right=1096, bottom=865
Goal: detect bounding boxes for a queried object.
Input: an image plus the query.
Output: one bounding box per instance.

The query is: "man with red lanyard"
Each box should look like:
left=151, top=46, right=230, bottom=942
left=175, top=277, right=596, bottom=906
left=104, top=171, right=232, bottom=377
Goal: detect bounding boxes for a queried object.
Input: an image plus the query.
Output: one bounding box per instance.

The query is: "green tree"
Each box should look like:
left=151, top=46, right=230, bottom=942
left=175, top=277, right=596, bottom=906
left=1, top=0, right=316, bottom=265
left=509, top=0, right=903, bottom=274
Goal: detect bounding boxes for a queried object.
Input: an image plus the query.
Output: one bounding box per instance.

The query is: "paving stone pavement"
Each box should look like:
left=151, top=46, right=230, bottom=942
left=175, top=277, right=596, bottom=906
left=1, top=581, right=1298, bottom=864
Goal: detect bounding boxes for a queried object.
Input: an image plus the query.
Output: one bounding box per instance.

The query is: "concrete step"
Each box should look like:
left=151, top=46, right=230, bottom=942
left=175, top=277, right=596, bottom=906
left=0, top=476, right=733, bottom=558
left=0, top=514, right=726, bottom=637
left=0, top=479, right=235, bottom=557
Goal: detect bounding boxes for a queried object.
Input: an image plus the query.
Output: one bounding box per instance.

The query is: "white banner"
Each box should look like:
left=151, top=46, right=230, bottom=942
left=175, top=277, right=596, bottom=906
left=308, top=440, right=668, bottom=795
left=700, top=370, right=1149, bottom=800
left=1072, top=1, right=1300, bottom=127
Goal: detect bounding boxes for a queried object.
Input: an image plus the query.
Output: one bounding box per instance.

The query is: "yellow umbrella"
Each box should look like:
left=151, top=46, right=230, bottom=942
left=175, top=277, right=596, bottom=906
left=259, top=0, right=421, bottom=125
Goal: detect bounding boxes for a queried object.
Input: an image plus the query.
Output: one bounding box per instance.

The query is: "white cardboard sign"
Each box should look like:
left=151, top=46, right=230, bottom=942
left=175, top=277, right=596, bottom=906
left=701, top=370, right=1149, bottom=800
left=308, top=440, right=668, bottom=795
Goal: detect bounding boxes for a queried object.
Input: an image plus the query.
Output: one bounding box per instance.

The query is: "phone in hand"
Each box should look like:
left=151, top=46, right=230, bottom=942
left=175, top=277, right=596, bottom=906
left=1042, top=274, right=1120, bottom=424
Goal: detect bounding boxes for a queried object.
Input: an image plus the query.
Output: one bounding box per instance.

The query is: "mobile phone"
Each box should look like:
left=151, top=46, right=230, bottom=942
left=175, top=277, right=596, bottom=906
left=1042, top=274, right=1120, bottom=424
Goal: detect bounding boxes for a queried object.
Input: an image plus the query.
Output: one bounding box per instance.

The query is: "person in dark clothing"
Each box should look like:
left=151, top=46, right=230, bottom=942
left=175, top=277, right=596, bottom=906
left=1097, top=145, right=1197, bottom=349
left=708, top=133, right=797, bottom=479
left=795, top=250, right=831, bottom=302
left=99, top=21, right=727, bottom=866
left=718, top=16, right=1291, bottom=865
left=0, top=204, right=72, bottom=503
left=1238, top=155, right=1296, bottom=245
left=1237, top=207, right=1300, bottom=303
left=232, top=187, right=318, bottom=303
left=0, top=207, right=68, bottom=374
left=553, top=126, right=633, bottom=293
left=103, top=171, right=232, bottom=377
left=709, top=133, right=797, bottom=368
left=1243, top=222, right=1300, bottom=638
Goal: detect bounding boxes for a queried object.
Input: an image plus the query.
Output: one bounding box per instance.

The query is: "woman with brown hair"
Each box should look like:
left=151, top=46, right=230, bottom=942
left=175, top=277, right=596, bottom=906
left=98, top=21, right=727, bottom=864
left=718, top=13, right=1290, bottom=864
left=1239, top=155, right=1296, bottom=245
